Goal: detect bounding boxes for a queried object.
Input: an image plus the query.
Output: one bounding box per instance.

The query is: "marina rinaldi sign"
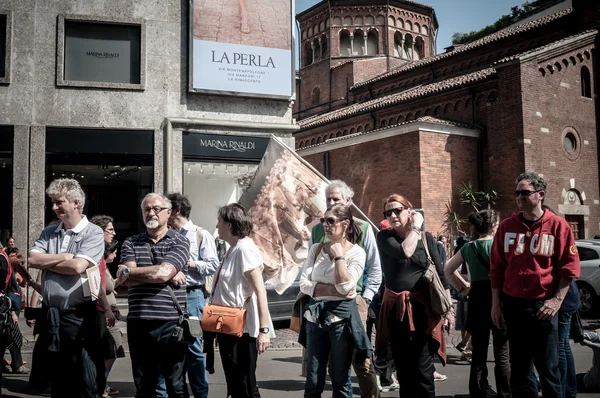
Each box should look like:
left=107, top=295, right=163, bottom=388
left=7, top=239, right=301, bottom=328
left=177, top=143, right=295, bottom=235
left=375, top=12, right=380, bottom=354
left=183, top=132, right=269, bottom=161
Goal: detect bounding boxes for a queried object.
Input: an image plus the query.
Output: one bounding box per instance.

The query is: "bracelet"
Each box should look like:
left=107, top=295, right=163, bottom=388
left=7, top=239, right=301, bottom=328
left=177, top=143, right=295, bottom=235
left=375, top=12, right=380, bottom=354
left=334, top=256, right=345, bottom=262
left=410, top=226, right=421, bottom=233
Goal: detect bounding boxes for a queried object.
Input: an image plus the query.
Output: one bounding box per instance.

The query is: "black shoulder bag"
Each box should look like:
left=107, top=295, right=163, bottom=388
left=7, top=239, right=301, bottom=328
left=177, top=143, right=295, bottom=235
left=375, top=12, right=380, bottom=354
left=144, top=243, right=202, bottom=345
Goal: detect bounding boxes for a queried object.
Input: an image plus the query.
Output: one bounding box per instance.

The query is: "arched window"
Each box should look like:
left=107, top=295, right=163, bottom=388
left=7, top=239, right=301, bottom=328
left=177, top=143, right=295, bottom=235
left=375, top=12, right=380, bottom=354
left=388, top=16, right=396, bottom=27
left=312, top=86, right=321, bottom=105
left=343, top=16, right=352, bottom=26
left=365, top=15, right=375, bottom=25
left=404, top=34, right=414, bottom=60
left=394, top=31, right=403, bottom=58
left=333, top=16, right=342, bottom=26
left=354, top=30, right=365, bottom=56
left=405, top=20, right=412, bottom=31
left=321, top=35, right=328, bottom=59
left=397, top=18, right=404, bottom=29
left=313, top=38, right=321, bottom=62
left=414, top=22, right=420, bottom=33
left=304, top=42, right=312, bottom=67
left=581, top=66, right=591, bottom=98
left=319, top=21, right=325, bottom=32
left=422, top=25, right=428, bottom=35
left=308, top=27, right=313, bottom=37
left=355, top=16, right=363, bottom=25
left=367, top=30, right=378, bottom=55
left=339, top=30, right=351, bottom=56
left=376, top=15, right=385, bottom=25
left=414, top=36, right=425, bottom=60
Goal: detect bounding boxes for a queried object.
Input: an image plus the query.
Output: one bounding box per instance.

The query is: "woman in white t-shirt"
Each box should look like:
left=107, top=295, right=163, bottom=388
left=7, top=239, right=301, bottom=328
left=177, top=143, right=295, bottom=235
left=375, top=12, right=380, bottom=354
left=299, top=204, right=370, bottom=398
left=212, top=203, right=275, bottom=398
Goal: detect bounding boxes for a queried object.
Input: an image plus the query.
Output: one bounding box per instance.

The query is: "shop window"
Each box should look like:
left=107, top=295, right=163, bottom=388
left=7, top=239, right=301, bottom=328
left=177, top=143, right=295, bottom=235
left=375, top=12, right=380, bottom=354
left=57, top=16, right=145, bottom=89
left=581, top=66, right=591, bottom=98
left=0, top=13, right=11, bottom=84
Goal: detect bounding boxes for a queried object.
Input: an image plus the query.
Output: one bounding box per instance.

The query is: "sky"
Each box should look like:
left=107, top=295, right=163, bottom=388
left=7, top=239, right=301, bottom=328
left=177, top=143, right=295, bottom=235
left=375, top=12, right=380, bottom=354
left=295, top=0, right=524, bottom=53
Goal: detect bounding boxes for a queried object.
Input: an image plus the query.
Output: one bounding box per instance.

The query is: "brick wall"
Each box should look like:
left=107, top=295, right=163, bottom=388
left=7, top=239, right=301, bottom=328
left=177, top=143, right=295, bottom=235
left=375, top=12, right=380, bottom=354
left=520, top=45, right=600, bottom=236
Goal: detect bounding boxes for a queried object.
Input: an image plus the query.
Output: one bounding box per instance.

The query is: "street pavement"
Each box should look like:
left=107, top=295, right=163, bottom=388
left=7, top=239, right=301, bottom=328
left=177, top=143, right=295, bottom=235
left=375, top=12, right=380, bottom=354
left=3, top=303, right=599, bottom=397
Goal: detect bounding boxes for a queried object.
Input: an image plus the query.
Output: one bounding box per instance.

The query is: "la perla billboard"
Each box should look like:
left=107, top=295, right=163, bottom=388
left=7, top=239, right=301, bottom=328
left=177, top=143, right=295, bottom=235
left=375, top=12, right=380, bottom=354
left=189, top=0, right=294, bottom=98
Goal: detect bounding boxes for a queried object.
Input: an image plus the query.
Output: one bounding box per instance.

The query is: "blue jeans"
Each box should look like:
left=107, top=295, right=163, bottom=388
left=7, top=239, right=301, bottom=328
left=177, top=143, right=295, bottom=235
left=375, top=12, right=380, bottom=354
left=503, top=295, right=561, bottom=398
left=186, top=289, right=209, bottom=398
left=305, top=320, right=354, bottom=398
left=558, top=310, right=577, bottom=398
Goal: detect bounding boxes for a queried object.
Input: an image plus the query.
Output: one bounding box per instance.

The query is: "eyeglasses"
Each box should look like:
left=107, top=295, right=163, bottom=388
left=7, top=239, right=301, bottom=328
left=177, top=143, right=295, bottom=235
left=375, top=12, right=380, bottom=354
left=143, top=206, right=169, bottom=214
left=104, top=228, right=116, bottom=235
left=514, top=189, right=542, bottom=197
left=383, top=207, right=404, bottom=218
left=320, top=217, right=343, bottom=226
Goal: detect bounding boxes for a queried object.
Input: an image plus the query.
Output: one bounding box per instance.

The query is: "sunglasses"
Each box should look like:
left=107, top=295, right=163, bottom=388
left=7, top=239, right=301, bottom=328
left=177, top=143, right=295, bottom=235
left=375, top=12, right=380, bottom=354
left=383, top=207, right=404, bottom=218
left=320, top=217, right=343, bottom=226
left=514, top=189, right=542, bottom=197
left=143, top=206, right=169, bottom=214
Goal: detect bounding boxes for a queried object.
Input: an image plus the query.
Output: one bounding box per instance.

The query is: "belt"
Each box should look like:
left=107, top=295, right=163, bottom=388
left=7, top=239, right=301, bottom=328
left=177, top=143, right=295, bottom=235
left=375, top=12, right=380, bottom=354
left=186, top=285, right=205, bottom=293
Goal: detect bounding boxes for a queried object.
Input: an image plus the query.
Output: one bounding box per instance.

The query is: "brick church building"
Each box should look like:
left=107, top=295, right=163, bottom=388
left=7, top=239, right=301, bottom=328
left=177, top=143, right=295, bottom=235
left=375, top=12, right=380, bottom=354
left=293, top=0, right=600, bottom=238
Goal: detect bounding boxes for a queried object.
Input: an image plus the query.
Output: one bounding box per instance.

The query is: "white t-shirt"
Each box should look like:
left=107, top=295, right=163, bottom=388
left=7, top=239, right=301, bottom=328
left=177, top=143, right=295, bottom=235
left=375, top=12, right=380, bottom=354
left=210, top=237, right=275, bottom=339
left=299, top=243, right=366, bottom=301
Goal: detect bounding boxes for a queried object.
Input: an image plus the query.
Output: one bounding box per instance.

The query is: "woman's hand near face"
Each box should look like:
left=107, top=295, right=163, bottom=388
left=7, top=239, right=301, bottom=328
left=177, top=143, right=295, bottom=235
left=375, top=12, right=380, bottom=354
left=409, top=211, right=424, bottom=230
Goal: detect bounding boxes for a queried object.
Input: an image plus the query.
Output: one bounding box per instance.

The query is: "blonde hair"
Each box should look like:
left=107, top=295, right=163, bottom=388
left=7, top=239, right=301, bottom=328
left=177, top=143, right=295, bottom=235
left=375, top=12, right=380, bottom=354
left=46, top=178, right=86, bottom=211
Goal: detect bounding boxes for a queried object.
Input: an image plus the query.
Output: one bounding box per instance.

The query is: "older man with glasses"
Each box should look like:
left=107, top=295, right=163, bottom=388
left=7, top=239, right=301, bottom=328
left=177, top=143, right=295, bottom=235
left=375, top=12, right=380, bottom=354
left=490, top=172, right=581, bottom=398
left=116, top=193, right=190, bottom=398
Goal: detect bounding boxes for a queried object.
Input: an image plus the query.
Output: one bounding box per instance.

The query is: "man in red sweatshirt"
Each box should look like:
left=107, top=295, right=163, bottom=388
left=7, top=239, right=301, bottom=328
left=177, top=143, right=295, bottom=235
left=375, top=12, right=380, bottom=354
left=490, top=172, right=580, bottom=398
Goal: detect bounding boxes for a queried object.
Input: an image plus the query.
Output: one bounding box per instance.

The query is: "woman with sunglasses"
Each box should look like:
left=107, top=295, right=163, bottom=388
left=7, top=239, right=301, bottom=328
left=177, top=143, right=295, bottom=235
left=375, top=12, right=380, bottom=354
left=444, top=210, right=511, bottom=398
left=299, top=204, right=371, bottom=398
left=376, top=194, right=452, bottom=398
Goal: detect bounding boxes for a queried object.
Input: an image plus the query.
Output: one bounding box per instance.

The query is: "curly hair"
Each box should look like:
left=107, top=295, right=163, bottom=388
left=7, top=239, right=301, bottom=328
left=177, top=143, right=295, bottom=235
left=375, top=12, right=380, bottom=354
left=326, top=180, right=355, bottom=203
left=516, top=172, right=547, bottom=191
left=166, top=193, right=192, bottom=218
left=46, top=178, right=86, bottom=211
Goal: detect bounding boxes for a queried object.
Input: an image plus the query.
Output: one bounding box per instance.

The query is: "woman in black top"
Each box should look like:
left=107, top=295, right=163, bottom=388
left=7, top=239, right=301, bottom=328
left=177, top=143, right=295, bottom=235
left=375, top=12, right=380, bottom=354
left=376, top=194, right=452, bottom=398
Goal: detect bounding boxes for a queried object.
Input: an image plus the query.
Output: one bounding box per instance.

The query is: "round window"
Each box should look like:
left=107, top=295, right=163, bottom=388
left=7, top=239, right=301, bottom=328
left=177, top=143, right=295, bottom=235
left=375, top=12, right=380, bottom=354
left=564, top=133, right=576, bottom=153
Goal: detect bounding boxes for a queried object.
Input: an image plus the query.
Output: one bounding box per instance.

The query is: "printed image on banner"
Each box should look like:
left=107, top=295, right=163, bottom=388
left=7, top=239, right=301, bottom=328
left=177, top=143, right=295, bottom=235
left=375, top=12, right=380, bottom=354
left=191, top=0, right=293, bottom=97
left=239, top=138, right=327, bottom=293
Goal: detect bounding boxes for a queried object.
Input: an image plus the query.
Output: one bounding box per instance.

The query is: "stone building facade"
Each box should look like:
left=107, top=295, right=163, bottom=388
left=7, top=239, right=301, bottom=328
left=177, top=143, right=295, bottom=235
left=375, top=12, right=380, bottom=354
left=294, top=0, right=600, bottom=239
left=0, top=0, right=296, bottom=249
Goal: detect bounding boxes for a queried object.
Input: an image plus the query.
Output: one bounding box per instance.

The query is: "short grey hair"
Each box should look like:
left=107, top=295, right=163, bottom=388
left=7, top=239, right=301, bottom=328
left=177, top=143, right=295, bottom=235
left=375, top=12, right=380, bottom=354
left=516, top=172, right=547, bottom=191
left=141, top=193, right=172, bottom=210
left=326, top=180, right=354, bottom=202
left=46, top=178, right=86, bottom=211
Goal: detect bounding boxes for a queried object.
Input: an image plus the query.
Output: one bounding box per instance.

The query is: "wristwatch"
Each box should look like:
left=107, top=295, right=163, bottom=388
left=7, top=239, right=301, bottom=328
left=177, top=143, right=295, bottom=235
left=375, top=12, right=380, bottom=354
left=121, top=267, right=131, bottom=279
left=259, top=327, right=270, bottom=334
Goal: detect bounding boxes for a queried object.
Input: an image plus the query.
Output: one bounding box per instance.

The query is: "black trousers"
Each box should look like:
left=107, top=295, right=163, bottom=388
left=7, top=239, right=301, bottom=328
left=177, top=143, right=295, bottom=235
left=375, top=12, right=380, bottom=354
left=127, top=318, right=188, bottom=398
left=29, top=301, right=101, bottom=398
left=90, top=311, right=107, bottom=395
left=389, top=299, right=436, bottom=398
left=218, top=333, right=260, bottom=398
left=467, top=281, right=511, bottom=398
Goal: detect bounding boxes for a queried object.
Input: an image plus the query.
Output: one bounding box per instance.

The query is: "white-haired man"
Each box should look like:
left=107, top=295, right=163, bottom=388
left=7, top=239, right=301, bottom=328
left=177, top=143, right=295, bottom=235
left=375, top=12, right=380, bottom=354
left=28, top=178, right=105, bottom=397
left=310, top=179, right=383, bottom=398
left=116, top=193, right=190, bottom=398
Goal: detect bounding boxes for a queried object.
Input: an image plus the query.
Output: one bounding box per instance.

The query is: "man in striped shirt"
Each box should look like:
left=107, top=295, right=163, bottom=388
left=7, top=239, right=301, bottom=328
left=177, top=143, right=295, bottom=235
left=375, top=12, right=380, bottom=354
left=116, top=193, right=190, bottom=398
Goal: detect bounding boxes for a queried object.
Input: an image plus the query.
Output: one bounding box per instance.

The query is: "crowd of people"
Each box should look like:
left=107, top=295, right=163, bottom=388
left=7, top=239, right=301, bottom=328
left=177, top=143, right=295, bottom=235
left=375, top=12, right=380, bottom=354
left=0, top=171, right=598, bottom=398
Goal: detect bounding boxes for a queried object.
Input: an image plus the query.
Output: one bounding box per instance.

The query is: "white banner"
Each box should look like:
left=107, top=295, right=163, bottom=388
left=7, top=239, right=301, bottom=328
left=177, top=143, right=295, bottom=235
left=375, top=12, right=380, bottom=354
left=193, top=40, right=292, bottom=97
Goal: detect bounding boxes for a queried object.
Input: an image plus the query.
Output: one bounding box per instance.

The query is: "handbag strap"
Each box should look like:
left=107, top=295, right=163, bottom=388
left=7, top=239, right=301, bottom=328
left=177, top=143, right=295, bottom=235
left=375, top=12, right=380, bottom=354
left=420, top=232, right=435, bottom=266
left=209, top=244, right=251, bottom=305
left=143, top=243, right=185, bottom=318
left=469, top=241, right=490, bottom=270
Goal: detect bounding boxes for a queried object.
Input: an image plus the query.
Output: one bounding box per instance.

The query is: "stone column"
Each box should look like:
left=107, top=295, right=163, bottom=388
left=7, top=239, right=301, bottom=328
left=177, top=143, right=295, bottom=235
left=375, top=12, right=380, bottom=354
left=411, top=41, right=416, bottom=60
left=311, top=42, right=315, bottom=64
left=363, top=35, right=368, bottom=55
left=400, top=37, right=405, bottom=59
left=12, top=125, right=29, bottom=249
left=153, top=127, right=164, bottom=193
left=171, top=128, right=183, bottom=194
left=28, top=125, right=45, bottom=250
left=349, top=32, right=354, bottom=55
